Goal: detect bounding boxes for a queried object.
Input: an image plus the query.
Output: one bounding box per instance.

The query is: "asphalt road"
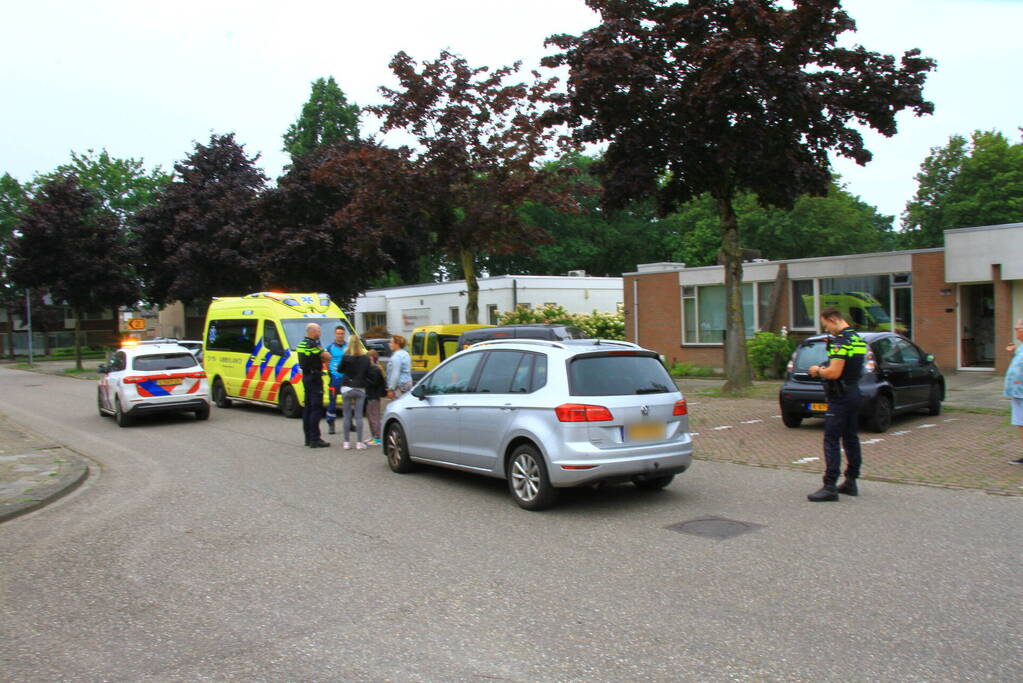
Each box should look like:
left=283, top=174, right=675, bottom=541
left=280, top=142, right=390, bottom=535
left=1, top=366, right=1020, bottom=682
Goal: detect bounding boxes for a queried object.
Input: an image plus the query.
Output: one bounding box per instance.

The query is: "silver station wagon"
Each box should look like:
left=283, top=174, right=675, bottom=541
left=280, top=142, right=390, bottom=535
left=382, top=339, right=694, bottom=510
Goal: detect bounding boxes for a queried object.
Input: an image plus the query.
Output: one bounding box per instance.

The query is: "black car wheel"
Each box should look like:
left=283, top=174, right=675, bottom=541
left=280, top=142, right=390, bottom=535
left=195, top=403, right=210, bottom=421
left=927, top=384, right=942, bottom=416
left=212, top=378, right=232, bottom=408
left=278, top=384, right=301, bottom=419
left=781, top=411, right=803, bottom=428
left=867, top=393, right=892, bottom=433
left=97, top=387, right=109, bottom=417
left=114, top=396, right=132, bottom=428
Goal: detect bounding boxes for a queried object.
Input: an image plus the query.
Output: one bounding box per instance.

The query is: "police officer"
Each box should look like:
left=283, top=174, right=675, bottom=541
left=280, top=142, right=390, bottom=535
left=297, top=322, right=331, bottom=448
left=807, top=306, right=867, bottom=501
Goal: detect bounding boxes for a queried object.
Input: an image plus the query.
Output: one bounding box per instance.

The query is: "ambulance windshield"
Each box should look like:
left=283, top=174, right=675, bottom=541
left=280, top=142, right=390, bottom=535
left=280, top=318, right=354, bottom=349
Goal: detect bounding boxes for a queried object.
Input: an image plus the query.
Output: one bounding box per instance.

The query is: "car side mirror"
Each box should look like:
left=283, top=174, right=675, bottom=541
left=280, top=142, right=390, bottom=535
left=411, top=384, right=427, bottom=400
left=97, top=364, right=108, bottom=374
left=923, top=353, right=934, bottom=364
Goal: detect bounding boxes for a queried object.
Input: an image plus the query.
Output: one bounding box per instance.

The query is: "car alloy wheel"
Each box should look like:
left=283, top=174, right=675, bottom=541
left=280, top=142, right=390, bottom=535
left=212, top=378, right=232, bottom=408
left=114, top=396, right=131, bottom=428
left=385, top=423, right=414, bottom=473
left=507, top=445, right=557, bottom=511
left=278, top=385, right=301, bottom=419
left=868, top=394, right=892, bottom=433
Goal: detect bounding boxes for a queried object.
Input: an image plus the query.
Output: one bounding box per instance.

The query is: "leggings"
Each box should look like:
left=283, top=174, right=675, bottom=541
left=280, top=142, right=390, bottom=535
left=342, top=388, right=366, bottom=443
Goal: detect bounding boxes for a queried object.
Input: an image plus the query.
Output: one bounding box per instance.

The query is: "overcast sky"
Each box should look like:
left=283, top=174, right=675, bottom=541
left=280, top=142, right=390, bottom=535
left=2, top=0, right=1021, bottom=226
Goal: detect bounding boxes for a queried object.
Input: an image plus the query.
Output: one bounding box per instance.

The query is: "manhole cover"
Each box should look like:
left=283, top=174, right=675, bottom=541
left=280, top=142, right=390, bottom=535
left=665, top=516, right=764, bottom=540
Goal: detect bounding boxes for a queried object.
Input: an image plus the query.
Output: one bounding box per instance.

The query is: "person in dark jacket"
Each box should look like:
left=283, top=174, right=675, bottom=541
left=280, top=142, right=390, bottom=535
left=338, top=335, right=371, bottom=450
left=296, top=323, right=331, bottom=448
left=365, top=349, right=387, bottom=445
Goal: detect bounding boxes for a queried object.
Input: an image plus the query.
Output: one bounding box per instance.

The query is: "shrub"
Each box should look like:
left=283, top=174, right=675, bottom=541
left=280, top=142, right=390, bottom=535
left=497, top=304, right=626, bottom=341
left=669, top=361, right=718, bottom=378
left=746, top=331, right=795, bottom=379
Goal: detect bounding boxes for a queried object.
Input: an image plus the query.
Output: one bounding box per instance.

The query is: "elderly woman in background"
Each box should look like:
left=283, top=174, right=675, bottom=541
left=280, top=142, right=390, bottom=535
left=1006, top=319, right=1023, bottom=465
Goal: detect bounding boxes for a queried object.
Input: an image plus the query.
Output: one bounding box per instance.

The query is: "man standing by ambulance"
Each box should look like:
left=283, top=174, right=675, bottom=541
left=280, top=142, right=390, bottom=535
left=324, top=325, right=347, bottom=435
left=807, top=306, right=867, bottom=501
left=297, top=322, right=331, bottom=448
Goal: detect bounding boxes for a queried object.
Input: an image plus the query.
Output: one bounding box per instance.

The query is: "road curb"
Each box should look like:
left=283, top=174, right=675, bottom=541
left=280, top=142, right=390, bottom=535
left=0, top=449, right=91, bottom=524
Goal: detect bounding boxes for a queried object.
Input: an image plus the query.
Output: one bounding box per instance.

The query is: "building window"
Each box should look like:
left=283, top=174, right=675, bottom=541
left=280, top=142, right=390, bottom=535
left=487, top=304, right=499, bottom=325
left=791, top=280, right=816, bottom=329
left=449, top=307, right=460, bottom=324
left=682, top=283, right=757, bottom=344
left=363, top=312, right=387, bottom=331
left=790, top=274, right=911, bottom=338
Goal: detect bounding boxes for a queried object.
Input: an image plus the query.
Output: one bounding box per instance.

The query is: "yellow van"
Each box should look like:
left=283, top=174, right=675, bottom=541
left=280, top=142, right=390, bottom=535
left=410, top=324, right=491, bottom=381
left=202, top=292, right=354, bottom=417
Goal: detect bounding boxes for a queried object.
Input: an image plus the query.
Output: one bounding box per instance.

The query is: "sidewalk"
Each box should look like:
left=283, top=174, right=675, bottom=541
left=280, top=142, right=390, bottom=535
left=0, top=412, right=90, bottom=523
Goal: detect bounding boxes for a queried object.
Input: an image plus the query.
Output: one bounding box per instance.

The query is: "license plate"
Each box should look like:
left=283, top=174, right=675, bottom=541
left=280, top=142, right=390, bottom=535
left=808, top=402, right=828, bottom=412
left=157, top=378, right=183, bottom=387
left=626, top=422, right=664, bottom=442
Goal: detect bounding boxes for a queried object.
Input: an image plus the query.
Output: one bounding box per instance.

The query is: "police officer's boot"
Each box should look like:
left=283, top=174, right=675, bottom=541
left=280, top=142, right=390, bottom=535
left=837, top=478, right=858, bottom=496
left=327, top=420, right=336, bottom=435
left=807, top=484, right=839, bottom=502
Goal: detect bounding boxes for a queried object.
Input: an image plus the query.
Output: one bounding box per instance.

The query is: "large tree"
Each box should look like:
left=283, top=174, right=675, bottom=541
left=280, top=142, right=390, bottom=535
left=0, top=174, right=29, bottom=356
left=901, top=129, right=1023, bottom=248
left=545, top=0, right=934, bottom=392
left=135, top=133, right=267, bottom=306
left=367, top=50, right=579, bottom=322
left=7, top=175, right=138, bottom=368
left=283, top=76, right=361, bottom=160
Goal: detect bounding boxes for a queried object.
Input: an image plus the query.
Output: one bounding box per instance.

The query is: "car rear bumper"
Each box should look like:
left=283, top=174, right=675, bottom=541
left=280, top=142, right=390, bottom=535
left=547, top=443, right=693, bottom=487
left=127, top=397, right=209, bottom=416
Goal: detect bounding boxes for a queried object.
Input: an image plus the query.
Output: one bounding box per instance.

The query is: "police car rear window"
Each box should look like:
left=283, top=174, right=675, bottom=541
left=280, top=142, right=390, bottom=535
left=133, top=353, right=197, bottom=371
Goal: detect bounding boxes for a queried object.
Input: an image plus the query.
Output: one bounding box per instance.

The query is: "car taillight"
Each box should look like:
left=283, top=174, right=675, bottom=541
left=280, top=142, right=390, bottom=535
left=555, top=403, right=613, bottom=422
left=864, top=350, right=876, bottom=374
left=673, top=399, right=687, bottom=416
left=187, top=371, right=207, bottom=379
left=786, top=351, right=796, bottom=374
left=122, top=376, right=143, bottom=384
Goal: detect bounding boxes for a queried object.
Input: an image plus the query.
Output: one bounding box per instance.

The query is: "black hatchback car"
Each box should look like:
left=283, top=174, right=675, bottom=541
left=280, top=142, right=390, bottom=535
left=779, top=332, right=944, bottom=432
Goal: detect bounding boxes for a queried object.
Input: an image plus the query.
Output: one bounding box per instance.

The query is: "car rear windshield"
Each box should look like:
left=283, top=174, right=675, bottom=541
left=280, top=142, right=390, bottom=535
left=569, top=354, right=675, bottom=396
left=132, top=353, right=197, bottom=371
left=792, top=341, right=829, bottom=372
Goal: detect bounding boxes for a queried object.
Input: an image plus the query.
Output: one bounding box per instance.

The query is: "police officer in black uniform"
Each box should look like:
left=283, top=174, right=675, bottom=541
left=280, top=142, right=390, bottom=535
left=807, top=306, right=867, bottom=501
left=297, top=322, right=331, bottom=448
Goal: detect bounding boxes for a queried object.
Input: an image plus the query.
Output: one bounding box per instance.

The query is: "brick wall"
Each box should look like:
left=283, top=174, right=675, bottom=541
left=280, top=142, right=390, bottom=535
left=993, top=264, right=1012, bottom=374
left=911, top=251, right=957, bottom=372
left=625, top=272, right=684, bottom=364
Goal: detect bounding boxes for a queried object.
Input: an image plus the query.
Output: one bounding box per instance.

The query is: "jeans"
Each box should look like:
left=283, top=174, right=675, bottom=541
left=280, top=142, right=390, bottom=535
left=302, top=376, right=324, bottom=444
left=326, top=375, right=342, bottom=422
left=342, top=388, right=366, bottom=443
left=823, top=385, right=862, bottom=486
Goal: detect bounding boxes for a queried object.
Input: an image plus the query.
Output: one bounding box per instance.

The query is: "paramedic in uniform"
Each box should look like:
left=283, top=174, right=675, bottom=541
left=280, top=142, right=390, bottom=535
left=807, top=306, right=867, bottom=501
left=297, top=322, right=331, bottom=448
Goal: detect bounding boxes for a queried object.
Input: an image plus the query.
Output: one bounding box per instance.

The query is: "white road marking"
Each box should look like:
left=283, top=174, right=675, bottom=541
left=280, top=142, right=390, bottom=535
left=712, top=425, right=734, bottom=431
left=771, top=415, right=782, bottom=419
left=890, top=430, right=912, bottom=436
left=861, top=438, right=885, bottom=445
left=943, top=418, right=959, bottom=422
left=792, top=456, right=819, bottom=464
left=918, top=424, right=937, bottom=429
left=741, top=419, right=763, bottom=424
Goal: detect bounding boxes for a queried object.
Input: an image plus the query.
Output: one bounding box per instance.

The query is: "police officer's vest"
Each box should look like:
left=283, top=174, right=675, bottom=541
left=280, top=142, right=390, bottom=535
left=296, top=336, right=324, bottom=377
left=826, top=328, right=867, bottom=381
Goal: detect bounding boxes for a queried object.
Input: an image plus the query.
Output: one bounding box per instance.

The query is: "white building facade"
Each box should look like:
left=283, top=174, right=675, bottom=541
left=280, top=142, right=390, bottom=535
left=352, top=274, right=624, bottom=335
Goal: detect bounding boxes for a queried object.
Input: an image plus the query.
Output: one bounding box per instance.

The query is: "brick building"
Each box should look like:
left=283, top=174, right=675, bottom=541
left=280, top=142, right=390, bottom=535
left=625, top=222, right=1023, bottom=375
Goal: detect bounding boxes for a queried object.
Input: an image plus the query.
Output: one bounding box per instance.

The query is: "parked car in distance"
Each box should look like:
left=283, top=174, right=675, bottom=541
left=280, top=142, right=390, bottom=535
left=148, top=337, right=204, bottom=363
left=410, top=324, right=491, bottom=382
left=456, top=323, right=588, bottom=350
left=779, top=331, right=944, bottom=432
left=362, top=337, right=393, bottom=367
left=382, top=338, right=693, bottom=510
left=97, top=341, right=211, bottom=427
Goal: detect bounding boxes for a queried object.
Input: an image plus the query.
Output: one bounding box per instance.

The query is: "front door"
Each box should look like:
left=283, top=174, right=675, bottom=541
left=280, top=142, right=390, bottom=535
left=959, top=283, right=995, bottom=368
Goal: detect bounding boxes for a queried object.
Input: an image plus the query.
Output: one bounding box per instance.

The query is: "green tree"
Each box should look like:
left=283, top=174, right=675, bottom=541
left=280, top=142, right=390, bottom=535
left=902, top=130, right=1023, bottom=248
left=35, top=149, right=170, bottom=228
left=7, top=175, right=138, bottom=368
left=0, top=174, right=30, bottom=356
left=545, top=0, right=934, bottom=393
left=283, top=76, right=361, bottom=159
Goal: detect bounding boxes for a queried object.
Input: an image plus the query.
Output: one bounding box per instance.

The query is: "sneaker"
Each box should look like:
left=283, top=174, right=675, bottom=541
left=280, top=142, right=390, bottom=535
left=356, top=442, right=367, bottom=450
left=1009, top=457, right=1023, bottom=465
left=343, top=442, right=351, bottom=450
left=370, top=438, right=381, bottom=446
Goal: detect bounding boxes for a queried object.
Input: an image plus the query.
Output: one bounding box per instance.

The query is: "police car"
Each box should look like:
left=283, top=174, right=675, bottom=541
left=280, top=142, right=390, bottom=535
left=97, top=341, right=211, bottom=427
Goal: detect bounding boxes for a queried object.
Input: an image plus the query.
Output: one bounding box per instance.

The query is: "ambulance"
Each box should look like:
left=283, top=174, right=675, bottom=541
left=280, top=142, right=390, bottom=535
left=202, top=292, right=354, bottom=417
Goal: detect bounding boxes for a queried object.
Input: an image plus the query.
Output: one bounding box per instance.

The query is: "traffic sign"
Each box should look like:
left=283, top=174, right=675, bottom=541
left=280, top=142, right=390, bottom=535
left=127, top=318, right=146, bottom=331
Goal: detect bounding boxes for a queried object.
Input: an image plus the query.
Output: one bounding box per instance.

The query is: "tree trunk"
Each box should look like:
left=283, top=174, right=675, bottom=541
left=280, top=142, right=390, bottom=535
left=460, top=246, right=479, bottom=324
left=73, top=307, right=83, bottom=371
left=717, top=196, right=753, bottom=394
